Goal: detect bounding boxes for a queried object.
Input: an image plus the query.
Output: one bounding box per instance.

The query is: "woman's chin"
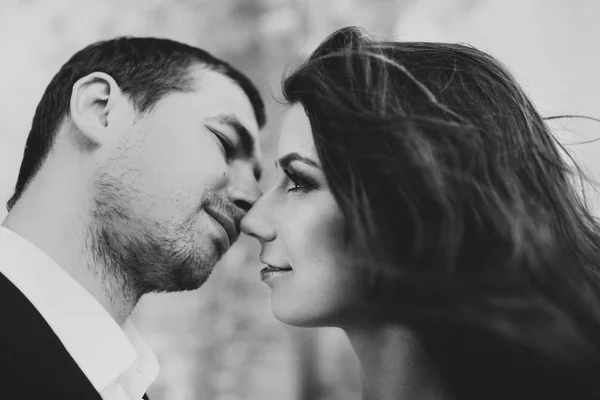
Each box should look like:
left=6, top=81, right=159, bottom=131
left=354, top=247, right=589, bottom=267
left=272, top=307, right=310, bottom=327
left=275, top=316, right=328, bottom=328
left=270, top=303, right=343, bottom=328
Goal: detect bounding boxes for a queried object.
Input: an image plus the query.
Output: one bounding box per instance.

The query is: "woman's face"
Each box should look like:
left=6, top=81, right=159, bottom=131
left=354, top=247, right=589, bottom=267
left=241, top=103, right=369, bottom=327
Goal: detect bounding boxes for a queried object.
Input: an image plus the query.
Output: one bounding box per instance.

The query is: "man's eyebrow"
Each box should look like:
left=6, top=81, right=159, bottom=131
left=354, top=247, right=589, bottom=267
left=276, top=152, right=320, bottom=170
left=207, top=114, right=262, bottom=180
left=207, top=114, right=255, bottom=156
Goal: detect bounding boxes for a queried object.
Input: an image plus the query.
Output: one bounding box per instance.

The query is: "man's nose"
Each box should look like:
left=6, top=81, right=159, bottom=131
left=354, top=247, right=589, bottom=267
left=227, top=165, right=262, bottom=214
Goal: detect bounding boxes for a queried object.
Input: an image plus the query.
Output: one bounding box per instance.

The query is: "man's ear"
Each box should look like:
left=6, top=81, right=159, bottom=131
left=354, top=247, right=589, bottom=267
left=69, top=72, right=122, bottom=146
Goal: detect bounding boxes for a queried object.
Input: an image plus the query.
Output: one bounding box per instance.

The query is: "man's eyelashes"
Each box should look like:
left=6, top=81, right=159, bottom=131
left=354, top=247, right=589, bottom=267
left=208, top=127, right=235, bottom=158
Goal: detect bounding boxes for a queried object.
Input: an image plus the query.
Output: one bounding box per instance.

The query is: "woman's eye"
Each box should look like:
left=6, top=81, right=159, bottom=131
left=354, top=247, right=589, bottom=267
left=283, top=169, right=314, bottom=193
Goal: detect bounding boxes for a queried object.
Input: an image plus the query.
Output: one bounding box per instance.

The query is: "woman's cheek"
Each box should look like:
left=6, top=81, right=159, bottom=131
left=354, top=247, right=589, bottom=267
left=295, top=198, right=347, bottom=262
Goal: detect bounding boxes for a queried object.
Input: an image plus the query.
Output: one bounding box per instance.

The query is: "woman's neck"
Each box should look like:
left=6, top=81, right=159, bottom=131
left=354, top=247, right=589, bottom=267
left=344, top=323, right=446, bottom=400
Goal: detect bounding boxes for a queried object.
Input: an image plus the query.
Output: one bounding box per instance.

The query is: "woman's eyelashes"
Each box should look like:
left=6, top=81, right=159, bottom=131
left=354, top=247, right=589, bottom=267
left=283, top=168, right=317, bottom=193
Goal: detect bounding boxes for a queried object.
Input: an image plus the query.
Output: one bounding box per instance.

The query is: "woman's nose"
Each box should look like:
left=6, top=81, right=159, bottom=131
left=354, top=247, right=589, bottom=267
left=240, top=195, right=276, bottom=242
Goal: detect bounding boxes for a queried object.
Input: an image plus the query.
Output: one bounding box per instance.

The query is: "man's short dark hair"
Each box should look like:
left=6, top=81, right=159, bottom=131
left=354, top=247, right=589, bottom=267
left=6, top=37, right=266, bottom=211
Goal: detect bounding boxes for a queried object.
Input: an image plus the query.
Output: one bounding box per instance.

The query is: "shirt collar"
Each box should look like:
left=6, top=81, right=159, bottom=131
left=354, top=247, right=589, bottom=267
left=117, top=320, right=160, bottom=399
left=0, top=226, right=158, bottom=395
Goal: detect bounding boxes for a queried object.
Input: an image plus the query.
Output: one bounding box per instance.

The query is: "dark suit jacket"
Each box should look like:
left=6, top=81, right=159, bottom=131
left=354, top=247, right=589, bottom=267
left=0, top=272, right=151, bottom=400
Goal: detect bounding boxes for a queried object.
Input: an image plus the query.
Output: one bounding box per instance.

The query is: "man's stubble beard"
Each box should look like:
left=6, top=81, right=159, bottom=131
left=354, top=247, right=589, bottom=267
left=85, top=173, right=220, bottom=309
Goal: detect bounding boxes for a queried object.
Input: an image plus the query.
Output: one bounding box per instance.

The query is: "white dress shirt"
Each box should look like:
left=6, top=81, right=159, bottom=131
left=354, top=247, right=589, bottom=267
left=0, top=226, right=159, bottom=400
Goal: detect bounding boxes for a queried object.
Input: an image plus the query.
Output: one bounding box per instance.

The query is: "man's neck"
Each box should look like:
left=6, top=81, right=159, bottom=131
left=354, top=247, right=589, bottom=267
left=2, top=176, right=132, bottom=325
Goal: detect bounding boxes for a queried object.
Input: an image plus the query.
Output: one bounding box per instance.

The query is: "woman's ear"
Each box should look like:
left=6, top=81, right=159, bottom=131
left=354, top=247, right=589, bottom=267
left=69, top=71, right=122, bottom=146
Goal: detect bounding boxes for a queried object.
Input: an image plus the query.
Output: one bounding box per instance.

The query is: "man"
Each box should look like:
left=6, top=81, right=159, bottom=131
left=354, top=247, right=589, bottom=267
left=0, top=37, right=265, bottom=400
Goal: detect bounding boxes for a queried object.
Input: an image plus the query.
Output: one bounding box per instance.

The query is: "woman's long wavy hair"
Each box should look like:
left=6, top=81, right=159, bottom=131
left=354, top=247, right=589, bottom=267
left=282, top=26, right=600, bottom=399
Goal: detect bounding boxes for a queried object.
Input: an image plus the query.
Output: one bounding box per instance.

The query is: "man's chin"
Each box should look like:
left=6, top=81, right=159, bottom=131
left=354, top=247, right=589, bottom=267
left=171, top=270, right=212, bottom=292
left=139, top=260, right=217, bottom=295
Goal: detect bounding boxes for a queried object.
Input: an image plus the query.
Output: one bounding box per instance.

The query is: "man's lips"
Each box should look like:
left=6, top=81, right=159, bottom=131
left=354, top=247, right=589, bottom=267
left=205, top=206, right=239, bottom=247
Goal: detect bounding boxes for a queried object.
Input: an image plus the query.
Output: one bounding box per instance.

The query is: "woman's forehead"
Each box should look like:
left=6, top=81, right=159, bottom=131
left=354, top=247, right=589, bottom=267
left=278, top=104, right=317, bottom=158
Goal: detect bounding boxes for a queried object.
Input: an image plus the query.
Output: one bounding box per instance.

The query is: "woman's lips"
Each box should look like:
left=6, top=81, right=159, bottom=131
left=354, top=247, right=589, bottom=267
left=260, top=265, right=293, bottom=282
left=266, top=265, right=292, bottom=272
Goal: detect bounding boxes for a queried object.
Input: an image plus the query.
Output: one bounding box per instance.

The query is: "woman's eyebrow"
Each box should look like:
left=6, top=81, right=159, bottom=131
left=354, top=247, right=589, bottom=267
left=276, top=152, right=320, bottom=170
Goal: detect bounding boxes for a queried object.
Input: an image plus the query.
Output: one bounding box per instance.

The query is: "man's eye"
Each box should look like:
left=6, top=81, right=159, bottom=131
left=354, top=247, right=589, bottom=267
left=217, top=135, right=235, bottom=158
left=209, top=128, right=235, bottom=158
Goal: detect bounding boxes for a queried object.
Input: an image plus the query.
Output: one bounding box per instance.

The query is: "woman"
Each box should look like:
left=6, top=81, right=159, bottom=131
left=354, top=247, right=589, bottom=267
left=241, top=27, right=600, bottom=399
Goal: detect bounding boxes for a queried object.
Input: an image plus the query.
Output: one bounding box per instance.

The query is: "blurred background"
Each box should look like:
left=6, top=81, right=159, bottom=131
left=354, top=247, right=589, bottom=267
left=1, top=0, right=599, bottom=399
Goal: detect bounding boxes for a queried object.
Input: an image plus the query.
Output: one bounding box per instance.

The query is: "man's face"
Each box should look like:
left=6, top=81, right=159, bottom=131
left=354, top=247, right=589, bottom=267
left=89, top=67, right=262, bottom=300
